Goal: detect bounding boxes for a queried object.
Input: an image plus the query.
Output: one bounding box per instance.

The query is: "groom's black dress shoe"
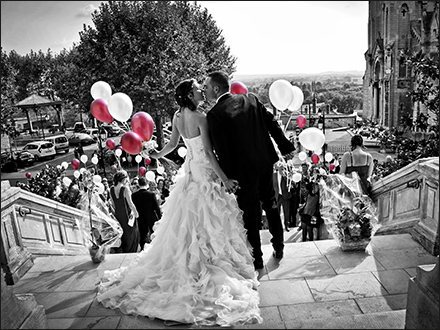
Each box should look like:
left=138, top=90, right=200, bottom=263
left=273, top=250, right=284, bottom=259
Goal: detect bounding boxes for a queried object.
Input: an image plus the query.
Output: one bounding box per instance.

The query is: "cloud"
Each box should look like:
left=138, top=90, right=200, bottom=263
left=76, top=4, right=98, bottom=18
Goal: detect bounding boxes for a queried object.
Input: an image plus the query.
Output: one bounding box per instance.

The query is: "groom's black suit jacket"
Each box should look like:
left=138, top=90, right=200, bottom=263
left=207, top=93, right=295, bottom=185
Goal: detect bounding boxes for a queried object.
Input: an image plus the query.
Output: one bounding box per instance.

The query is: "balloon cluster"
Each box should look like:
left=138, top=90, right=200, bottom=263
left=269, top=79, right=304, bottom=112
left=268, top=80, right=336, bottom=166
left=89, top=80, right=157, bottom=177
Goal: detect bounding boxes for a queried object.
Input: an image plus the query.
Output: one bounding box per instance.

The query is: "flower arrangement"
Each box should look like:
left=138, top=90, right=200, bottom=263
left=318, top=172, right=380, bottom=251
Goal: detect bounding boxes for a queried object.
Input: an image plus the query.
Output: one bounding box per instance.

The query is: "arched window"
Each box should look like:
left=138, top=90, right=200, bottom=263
left=401, top=4, right=409, bottom=18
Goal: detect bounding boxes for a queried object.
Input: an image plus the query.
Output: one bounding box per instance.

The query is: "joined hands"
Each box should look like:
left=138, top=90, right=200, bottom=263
left=223, top=179, right=240, bottom=194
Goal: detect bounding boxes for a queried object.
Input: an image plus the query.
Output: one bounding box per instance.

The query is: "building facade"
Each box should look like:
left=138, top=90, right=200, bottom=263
left=363, top=1, right=439, bottom=127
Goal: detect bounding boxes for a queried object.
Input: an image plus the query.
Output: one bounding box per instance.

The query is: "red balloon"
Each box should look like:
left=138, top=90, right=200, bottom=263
left=71, top=158, right=80, bottom=170
left=131, top=112, right=154, bottom=141
left=230, top=81, right=248, bottom=95
left=106, top=139, right=116, bottom=150
left=90, top=98, right=113, bottom=123
left=296, top=115, right=307, bottom=128
left=139, top=166, right=147, bottom=176
left=329, top=164, right=335, bottom=171
left=25, top=172, right=31, bottom=179
left=144, top=157, right=151, bottom=166
left=120, top=131, right=143, bottom=155
left=311, top=153, right=320, bottom=164
left=117, top=146, right=123, bottom=151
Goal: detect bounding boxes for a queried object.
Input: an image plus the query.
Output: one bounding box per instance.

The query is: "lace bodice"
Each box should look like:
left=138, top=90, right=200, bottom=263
left=182, top=135, right=218, bottom=183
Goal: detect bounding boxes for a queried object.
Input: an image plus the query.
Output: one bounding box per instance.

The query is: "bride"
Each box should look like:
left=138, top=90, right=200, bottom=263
left=96, top=78, right=263, bottom=327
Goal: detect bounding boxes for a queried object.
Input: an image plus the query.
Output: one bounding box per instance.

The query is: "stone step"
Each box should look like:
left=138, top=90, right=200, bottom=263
left=295, top=309, right=406, bottom=329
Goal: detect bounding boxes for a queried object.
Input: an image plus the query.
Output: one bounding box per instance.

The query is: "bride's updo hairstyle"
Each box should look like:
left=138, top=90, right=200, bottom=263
left=175, top=79, right=197, bottom=111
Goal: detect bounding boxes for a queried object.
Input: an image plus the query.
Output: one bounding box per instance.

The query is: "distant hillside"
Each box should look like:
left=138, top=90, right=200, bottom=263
left=232, top=70, right=364, bottom=83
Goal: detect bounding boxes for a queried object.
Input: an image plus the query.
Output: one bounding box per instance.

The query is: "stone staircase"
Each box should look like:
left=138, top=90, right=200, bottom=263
left=6, top=233, right=438, bottom=329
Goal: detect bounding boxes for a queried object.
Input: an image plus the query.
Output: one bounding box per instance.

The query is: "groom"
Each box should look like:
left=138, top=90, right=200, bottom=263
left=204, top=71, right=295, bottom=270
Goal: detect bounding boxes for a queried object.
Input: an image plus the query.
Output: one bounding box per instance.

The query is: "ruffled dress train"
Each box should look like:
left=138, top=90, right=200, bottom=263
left=97, top=135, right=262, bottom=326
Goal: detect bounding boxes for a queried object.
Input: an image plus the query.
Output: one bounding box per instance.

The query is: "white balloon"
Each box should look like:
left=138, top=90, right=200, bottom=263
left=61, top=161, right=68, bottom=169
left=62, top=177, right=72, bottom=186
left=269, top=79, right=294, bottom=111
left=73, top=170, right=80, bottom=178
left=177, top=147, right=187, bottom=158
left=298, top=151, right=307, bottom=161
left=324, top=152, right=333, bottom=162
left=292, top=172, right=302, bottom=183
left=108, top=92, right=133, bottom=122
left=319, top=168, right=327, bottom=176
left=80, top=154, right=88, bottom=164
left=299, top=127, right=325, bottom=151
left=96, top=182, right=105, bottom=194
left=90, top=81, right=112, bottom=101
left=115, top=148, right=122, bottom=157
left=135, top=155, right=142, bottom=163
left=288, top=86, right=304, bottom=111
left=157, top=166, right=164, bottom=174
left=146, top=170, right=156, bottom=182
left=93, top=174, right=102, bottom=185
left=315, top=148, right=322, bottom=155
left=80, top=168, right=87, bottom=174
left=91, top=156, right=99, bottom=165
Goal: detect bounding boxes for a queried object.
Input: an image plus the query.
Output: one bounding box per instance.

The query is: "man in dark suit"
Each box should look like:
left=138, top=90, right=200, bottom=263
left=204, top=71, right=295, bottom=270
left=131, top=177, right=162, bottom=250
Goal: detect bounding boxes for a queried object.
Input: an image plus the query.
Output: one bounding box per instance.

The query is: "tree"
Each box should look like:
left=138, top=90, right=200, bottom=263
left=74, top=1, right=236, bottom=148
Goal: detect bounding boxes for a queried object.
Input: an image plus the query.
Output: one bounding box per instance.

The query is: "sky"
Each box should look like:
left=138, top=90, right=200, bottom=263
left=1, top=1, right=369, bottom=75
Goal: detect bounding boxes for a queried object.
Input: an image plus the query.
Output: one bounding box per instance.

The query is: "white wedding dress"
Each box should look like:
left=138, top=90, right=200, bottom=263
left=97, top=135, right=263, bottom=326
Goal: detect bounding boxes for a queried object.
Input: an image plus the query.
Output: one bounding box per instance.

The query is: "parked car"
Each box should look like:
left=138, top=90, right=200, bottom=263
left=100, top=123, right=122, bottom=137
left=48, top=124, right=60, bottom=134
left=84, top=128, right=100, bottom=141
left=68, top=132, right=96, bottom=146
left=1, top=150, right=35, bottom=172
left=22, top=141, right=56, bottom=161
left=73, top=122, right=87, bottom=133
left=44, top=134, right=70, bottom=154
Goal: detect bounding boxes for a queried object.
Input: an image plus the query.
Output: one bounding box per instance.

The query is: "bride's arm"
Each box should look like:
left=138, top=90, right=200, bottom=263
left=199, top=115, right=238, bottom=193
left=149, top=113, right=180, bottom=159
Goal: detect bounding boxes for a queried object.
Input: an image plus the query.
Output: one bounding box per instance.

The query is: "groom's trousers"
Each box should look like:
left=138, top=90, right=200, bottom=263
left=236, top=167, right=285, bottom=265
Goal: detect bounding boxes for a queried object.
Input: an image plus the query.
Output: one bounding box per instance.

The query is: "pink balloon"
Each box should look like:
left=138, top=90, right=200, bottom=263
left=311, top=153, right=320, bottom=164
left=131, top=112, right=154, bottom=141
left=329, top=164, right=335, bottom=171
left=71, top=158, right=80, bottom=170
left=296, top=115, right=307, bottom=128
left=117, top=146, right=123, bottom=151
left=230, top=81, right=248, bottom=95
left=25, top=172, right=31, bottom=179
left=139, top=166, right=147, bottom=176
left=120, top=131, right=143, bottom=155
left=144, top=157, right=151, bottom=166
left=90, top=98, right=113, bottom=123
left=106, top=139, right=116, bottom=150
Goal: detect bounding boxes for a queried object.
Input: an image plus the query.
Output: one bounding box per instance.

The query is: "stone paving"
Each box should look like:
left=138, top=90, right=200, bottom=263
left=12, top=233, right=438, bottom=329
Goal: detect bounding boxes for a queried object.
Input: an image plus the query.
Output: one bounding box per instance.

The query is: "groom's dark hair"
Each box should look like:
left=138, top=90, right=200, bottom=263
left=207, top=71, right=230, bottom=93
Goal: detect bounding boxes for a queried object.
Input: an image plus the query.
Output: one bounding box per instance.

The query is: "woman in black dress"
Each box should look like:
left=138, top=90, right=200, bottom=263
left=110, top=170, right=140, bottom=253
